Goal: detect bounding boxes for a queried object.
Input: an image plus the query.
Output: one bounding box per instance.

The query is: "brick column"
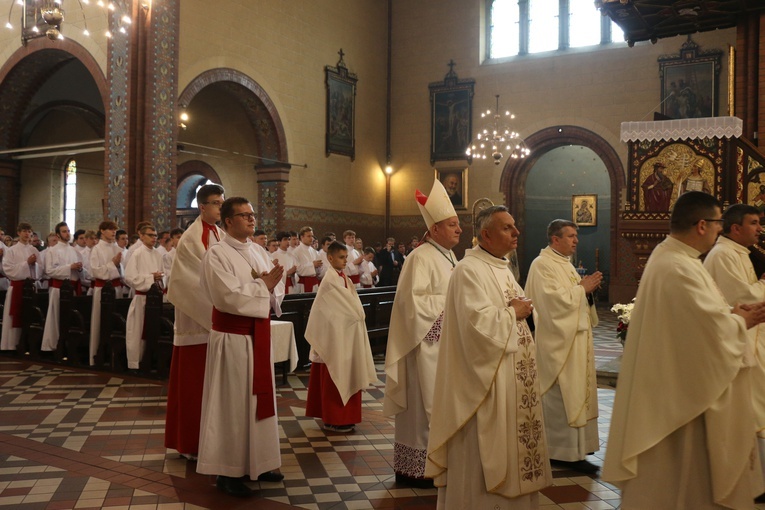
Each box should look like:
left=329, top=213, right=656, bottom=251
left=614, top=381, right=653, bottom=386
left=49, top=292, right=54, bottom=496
left=254, top=165, right=290, bottom=238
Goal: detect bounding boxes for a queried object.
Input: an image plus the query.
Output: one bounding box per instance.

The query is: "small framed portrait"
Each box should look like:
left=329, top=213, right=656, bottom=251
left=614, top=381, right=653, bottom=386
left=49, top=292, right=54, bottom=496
left=325, top=50, right=357, bottom=160
left=572, top=194, right=597, bottom=227
left=435, top=168, right=468, bottom=210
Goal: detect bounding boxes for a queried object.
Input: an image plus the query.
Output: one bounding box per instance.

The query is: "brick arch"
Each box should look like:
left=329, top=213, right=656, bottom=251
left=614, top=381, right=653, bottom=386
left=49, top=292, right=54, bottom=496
left=499, top=125, right=625, bottom=275
left=178, top=68, right=288, bottom=164
left=176, top=160, right=223, bottom=208
left=0, top=38, right=107, bottom=150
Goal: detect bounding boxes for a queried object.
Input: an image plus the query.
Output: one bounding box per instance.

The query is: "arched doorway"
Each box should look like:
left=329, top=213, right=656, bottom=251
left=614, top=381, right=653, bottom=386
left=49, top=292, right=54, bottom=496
left=176, top=160, right=223, bottom=228
left=177, top=69, right=289, bottom=233
left=0, top=40, right=107, bottom=235
left=500, top=126, right=625, bottom=298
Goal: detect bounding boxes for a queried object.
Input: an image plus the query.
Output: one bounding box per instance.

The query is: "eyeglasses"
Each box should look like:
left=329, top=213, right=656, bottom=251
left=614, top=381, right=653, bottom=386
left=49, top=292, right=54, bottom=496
left=143, top=233, right=158, bottom=237
left=232, top=212, right=256, bottom=220
left=202, top=201, right=224, bottom=207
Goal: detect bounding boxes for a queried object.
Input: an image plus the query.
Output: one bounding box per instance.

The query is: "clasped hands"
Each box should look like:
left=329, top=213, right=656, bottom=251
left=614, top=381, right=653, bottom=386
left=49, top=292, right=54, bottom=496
left=509, top=297, right=533, bottom=320
left=260, top=263, right=284, bottom=291
left=734, top=302, right=765, bottom=330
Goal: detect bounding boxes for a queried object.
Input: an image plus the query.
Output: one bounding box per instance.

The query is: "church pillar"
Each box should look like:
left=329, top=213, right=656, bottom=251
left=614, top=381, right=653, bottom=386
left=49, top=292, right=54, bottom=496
left=0, top=160, right=20, bottom=231
left=254, top=165, right=290, bottom=238
left=140, top=0, right=180, bottom=232
left=735, top=11, right=762, bottom=147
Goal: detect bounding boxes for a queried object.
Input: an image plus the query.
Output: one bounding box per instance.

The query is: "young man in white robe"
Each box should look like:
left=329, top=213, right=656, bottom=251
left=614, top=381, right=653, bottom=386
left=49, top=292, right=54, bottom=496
left=88, top=221, right=123, bottom=365
left=316, top=235, right=332, bottom=281
left=165, top=184, right=225, bottom=460
left=1, top=222, right=39, bottom=351
left=72, top=230, right=92, bottom=295
left=603, top=191, right=765, bottom=509
left=524, top=219, right=602, bottom=474
left=359, top=247, right=378, bottom=288
left=116, top=229, right=130, bottom=297
left=304, top=241, right=377, bottom=433
left=41, top=222, right=87, bottom=353
left=196, top=197, right=285, bottom=497
left=161, top=227, right=183, bottom=289
left=124, top=225, right=165, bottom=370
left=270, top=231, right=298, bottom=294
left=426, top=206, right=552, bottom=509
left=703, top=203, right=765, bottom=500
left=384, top=178, right=461, bottom=487
left=342, top=230, right=363, bottom=288
left=293, top=226, right=322, bottom=292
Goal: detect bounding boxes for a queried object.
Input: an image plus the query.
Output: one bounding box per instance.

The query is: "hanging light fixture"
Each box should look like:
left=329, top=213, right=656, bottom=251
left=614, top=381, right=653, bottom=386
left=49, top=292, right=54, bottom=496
left=5, top=0, right=132, bottom=44
left=466, top=94, right=530, bottom=166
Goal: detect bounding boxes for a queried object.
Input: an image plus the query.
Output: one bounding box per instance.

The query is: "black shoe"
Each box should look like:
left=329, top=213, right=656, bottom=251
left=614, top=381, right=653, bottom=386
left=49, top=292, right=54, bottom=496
left=395, top=473, right=435, bottom=489
left=551, top=459, right=600, bottom=475
left=257, top=471, right=284, bottom=483
left=216, top=475, right=254, bottom=497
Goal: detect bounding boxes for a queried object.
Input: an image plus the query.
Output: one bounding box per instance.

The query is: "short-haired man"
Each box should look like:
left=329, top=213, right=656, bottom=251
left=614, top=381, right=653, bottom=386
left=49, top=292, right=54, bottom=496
left=162, top=227, right=184, bottom=289
left=251, top=229, right=267, bottom=248
left=165, top=184, right=225, bottom=460
left=377, top=237, right=398, bottom=286
left=385, top=179, right=462, bottom=487
left=88, top=220, right=122, bottom=365
left=271, top=231, right=297, bottom=294
left=72, top=229, right=92, bottom=294
left=703, top=203, right=765, bottom=494
left=41, top=222, right=87, bottom=353
left=267, top=238, right=278, bottom=254
left=287, top=231, right=299, bottom=253
left=124, top=225, right=164, bottom=370
left=342, top=230, right=363, bottom=288
left=525, top=219, right=602, bottom=474
left=426, top=206, right=552, bottom=507
left=293, top=226, right=322, bottom=293
left=197, top=197, right=284, bottom=496
left=155, top=230, right=171, bottom=256
left=317, top=235, right=333, bottom=281
left=115, top=229, right=130, bottom=297
left=1, top=222, right=39, bottom=350
left=604, top=192, right=765, bottom=508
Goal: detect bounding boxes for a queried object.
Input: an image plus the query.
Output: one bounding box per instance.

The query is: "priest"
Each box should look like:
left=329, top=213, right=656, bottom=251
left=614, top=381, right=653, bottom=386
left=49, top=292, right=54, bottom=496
left=603, top=192, right=765, bottom=508
left=196, top=197, right=284, bottom=497
left=524, top=219, right=602, bottom=474
left=426, top=205, right=551, bottom=509
left=383, top=178, right=461, bottom=487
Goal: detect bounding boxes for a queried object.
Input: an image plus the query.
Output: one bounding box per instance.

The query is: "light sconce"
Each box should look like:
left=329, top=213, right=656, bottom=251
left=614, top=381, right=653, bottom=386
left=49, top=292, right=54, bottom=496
left=178, top=107, right=189, bottom=130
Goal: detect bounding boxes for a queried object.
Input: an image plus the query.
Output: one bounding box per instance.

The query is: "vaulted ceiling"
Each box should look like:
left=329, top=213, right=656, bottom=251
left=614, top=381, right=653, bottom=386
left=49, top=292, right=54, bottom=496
left=596, top=0, right=765, bottom=46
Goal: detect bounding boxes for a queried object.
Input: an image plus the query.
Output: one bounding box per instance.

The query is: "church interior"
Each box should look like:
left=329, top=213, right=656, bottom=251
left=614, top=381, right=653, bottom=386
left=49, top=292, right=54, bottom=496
left=1, top=0, right=765, bottom=508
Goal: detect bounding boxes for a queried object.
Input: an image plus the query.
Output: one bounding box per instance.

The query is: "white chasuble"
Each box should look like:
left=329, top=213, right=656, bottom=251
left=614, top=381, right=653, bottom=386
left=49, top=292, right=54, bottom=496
left=304, top=270, right=377, bottom=405
left=383, top=241, right=455, bottom=479
left=604, top=236, right=763, bottom=509
left=427, top=247, right=551, bottom=508
left=525, top=246, right=598, bottom=460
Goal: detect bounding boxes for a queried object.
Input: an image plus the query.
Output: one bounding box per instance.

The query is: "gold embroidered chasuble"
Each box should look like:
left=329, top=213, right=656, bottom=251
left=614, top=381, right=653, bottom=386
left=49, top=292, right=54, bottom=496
left=426, top=247, right=551, bottom=500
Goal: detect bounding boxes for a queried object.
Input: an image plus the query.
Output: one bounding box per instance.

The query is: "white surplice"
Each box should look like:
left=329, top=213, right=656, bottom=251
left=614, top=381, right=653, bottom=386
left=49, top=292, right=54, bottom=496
left=41, top=242, right=88, bottom=351
left=383, top=241, right=454, bottom=479
left=167, top=217, right=224, bottom=347
left=524, top=246, right=599, bottom=461
left=196, top=235, right=281, bottom=478
left=292, top=243, right=319, bottom=293
left=124, top=243, right=164, bottom=369
left=1, top=242, right=39, bottom=350
left=88, top=239, right=122, bottom=365
left=304, top=269, right=377, bottom=405
left=426, top=247, right=552, bottom=509
left=603, top=236, right=763, bottom=509
left=270, top=248, right=297, bottom=294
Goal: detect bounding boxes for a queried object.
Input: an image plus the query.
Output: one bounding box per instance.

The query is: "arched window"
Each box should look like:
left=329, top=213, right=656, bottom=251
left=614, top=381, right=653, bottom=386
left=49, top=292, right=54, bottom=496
left=64, top=159, right=77, bottom=231
left=488, top=0, right=625, bottom=59
left=189, top=179, right=215, bottom=208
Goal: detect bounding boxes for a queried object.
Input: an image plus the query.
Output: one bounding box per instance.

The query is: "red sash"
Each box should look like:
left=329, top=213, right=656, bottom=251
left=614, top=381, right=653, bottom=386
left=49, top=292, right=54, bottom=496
left=348, top=274, right=360, bottom=285
left=94, top=278, right=122, bottom=288
left=298, top=275, right=319, bottom=293
left=201, top=222, right=220, bottom=250
left=9, top=280, right=24, bottom=328
left=285, top=277, right=294, bottom=292
left=211, top=307, right=274, bottom=420
left=50, top=279, right=82, bottom=296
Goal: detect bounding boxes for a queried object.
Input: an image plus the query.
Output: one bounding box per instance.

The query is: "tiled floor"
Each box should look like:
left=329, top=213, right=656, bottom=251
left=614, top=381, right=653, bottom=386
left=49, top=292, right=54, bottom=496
left=0, top=306, right=760, bottom=510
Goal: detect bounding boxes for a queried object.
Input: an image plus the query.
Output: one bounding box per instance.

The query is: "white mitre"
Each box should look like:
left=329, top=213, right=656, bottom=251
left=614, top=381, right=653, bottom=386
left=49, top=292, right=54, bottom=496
left=415, top=178, right=458, bottom=229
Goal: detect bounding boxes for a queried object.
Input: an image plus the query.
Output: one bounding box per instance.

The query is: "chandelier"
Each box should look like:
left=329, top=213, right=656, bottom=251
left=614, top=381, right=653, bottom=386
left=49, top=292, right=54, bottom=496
left=5, top=0, right=132, bottom=42
left=466, top=95, right=530, bottom=166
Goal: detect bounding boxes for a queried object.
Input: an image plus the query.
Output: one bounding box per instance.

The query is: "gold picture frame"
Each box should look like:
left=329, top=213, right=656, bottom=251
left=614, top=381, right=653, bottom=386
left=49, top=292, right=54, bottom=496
left=572, top=194, right=597, bottom=227
left=435, top=168, right=468, bottom=210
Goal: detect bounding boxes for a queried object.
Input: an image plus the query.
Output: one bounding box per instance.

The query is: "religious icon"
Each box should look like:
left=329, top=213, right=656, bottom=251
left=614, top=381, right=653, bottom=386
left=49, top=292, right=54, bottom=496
left=572, top=194, right=597, bottom=227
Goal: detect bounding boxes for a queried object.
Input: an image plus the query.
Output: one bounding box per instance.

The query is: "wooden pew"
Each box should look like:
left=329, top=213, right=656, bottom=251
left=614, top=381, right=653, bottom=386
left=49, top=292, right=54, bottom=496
left=18, top=279, right=47, bottom=358
left=57, top=280, right=92, bottom=366
left=139, top=284, right=174, bottom=377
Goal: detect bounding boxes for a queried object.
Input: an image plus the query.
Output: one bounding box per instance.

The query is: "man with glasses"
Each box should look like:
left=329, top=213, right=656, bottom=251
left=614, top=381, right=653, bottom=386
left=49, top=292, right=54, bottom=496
left=165, top=184, right=226, bottom=461
left=197, top=197, right=284, bottom=496
left=604, top=192, right=765, bottom=508
left=525, top=219, right=603, bottom=474
left=124, top=224, right=164, bottom=370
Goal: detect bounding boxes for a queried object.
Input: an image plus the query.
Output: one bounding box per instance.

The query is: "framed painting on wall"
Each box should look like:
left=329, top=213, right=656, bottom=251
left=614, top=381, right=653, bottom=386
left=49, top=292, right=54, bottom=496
left=435, top=167, right=468, bottom=210
left=429, top=60, right=475, bottom=165
left=659, top=37, right=722, bottom=119
left=572, top=194, right=597, bottom=227
left=325, top=49, right=357, bottom=160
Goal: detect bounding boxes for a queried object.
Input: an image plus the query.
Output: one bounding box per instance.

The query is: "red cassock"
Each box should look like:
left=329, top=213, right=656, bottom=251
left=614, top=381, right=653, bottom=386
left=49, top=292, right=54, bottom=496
left=305, top=363, right=362, bottom=425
